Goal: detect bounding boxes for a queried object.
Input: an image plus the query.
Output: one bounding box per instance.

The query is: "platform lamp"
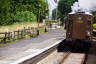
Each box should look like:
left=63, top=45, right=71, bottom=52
left=45, top=8, right=49, bottom=32
left=36, top=4, right=42, bottom=35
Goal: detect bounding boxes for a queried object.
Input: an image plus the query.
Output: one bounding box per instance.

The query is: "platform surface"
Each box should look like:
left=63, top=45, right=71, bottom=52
left=0, top=29, right=65, bottom=64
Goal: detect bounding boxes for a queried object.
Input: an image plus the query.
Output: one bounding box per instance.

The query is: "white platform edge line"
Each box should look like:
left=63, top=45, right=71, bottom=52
left=10, top=40, right=62, bottom=64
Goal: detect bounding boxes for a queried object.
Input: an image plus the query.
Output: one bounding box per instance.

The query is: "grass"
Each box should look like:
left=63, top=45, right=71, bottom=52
left=0, top=22, right=38, bottom=37
left=0, top=39, right=19, bottom=46
left=0, top=22, right=43, bottom=32
left=39, top=27, right=45, bottom=34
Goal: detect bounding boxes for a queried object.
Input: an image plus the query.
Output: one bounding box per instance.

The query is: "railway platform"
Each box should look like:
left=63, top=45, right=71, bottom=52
left=0, top=29, right=65, bottom=64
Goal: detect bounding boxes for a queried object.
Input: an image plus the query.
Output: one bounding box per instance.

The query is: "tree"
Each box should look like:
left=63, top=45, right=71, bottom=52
left=11, top=0, right=48, bottom=22
left=0, top=0, right=12, bottom=25
left=0, top=0, right=48, bottom=25
left=92, top=12, right=96, bottom=23
left=52, top=8, right=56, bottom=20
left=58, top=0, right=77, bottom=22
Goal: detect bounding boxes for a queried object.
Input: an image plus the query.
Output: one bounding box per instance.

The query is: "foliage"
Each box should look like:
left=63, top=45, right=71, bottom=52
left=0, top=0, right=48, bottom=26
left=0, top=0, right=12, bottom=25
left=93, top=24, right=96, bottom=29
left=45, top=19, right=57, bottom=23
left=92, top=12, right=96, bottom=23
left=14, top=11, right=36, bottom=22
left=11, top=0, right=48, bottom=22
left=58, top=0, right=76, bottom=24
left=52, top=8, right=56, bottom=20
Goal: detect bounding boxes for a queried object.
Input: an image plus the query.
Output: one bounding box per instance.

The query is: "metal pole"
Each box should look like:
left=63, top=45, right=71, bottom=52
left=56, top=8, right=58, bottom=22
left=37, top=9, right=40, bottom=28
left=37, top=8, right=40, bottom=35
left=56, top=0, right=59, bottom=22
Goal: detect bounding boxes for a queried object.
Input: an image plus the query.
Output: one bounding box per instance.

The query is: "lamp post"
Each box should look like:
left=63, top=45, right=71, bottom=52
left=45, top=8, right=49, bottom=32
left=56, top=0, right=59, bottom=22
left=36, top=4, right=42, bottom=35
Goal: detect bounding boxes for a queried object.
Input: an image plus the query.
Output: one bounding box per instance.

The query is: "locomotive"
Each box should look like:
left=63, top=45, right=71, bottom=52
left=58, top=12, right=93, bottom=52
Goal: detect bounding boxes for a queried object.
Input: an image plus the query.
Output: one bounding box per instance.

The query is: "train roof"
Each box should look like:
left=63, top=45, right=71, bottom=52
left=69, top=12, right=92, bottom=16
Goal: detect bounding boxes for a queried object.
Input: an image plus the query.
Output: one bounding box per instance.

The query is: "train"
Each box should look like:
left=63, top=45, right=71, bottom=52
left=58, top=12, right=93, bottom=52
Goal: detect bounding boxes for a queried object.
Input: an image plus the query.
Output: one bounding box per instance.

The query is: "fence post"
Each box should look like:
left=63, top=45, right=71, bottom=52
left=8, top=32, right=10, bottom=40
left=10, top=32, right=12, bottom=40
left=4, top=32, right=7, bottom=43
left=21, top=30, right=23, bottom=38
left=31, top=27, right=33, bottom=37
left=20, top=31, right=22, bottom=39
left=28, top=26, right=30, bottom=30
left=45, top=27, right=47, bottom=32
left=37, top=28, right=39, bottom=36
left=18, top=30, right=20, bottom=39
left=13, top=31, right=15, bottom=40
left=24, top=27, right=26, bottom=37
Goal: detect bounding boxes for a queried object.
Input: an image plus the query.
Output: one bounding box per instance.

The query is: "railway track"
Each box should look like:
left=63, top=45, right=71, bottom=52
left=36, top=48, right=87, bottom=64
left=60, top=51, right=71, bottom=64
left=11, top=39, right=89, bottom=64
left=83, top=40, right=96, bottom=64
left=58, top=41, right=93, bottom=64
left=60, top=52, right=86, bottom=64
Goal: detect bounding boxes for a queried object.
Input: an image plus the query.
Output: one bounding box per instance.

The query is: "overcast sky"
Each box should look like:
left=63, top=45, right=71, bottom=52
left=47, top=0, right=57, bottom=18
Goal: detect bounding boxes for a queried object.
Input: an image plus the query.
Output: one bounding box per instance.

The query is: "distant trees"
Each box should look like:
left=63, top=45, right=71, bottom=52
left=0, top=0, right=12, bottom=25
left=14, top=11, right=36, bottom=22
left=58, top=0, right=77, bottom=23
left=92, top=12, right=96, bottom=23
left=0, top=0, right=48, bottom=25
left=52, top=8, right=56, bottom=20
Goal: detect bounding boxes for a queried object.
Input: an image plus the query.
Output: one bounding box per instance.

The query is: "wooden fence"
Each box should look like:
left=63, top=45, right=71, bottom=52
left=0, top=27, right=42, bottom=43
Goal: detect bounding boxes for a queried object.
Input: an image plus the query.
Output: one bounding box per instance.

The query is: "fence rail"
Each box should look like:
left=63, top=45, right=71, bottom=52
left=0, top=27, right=45, bottom=43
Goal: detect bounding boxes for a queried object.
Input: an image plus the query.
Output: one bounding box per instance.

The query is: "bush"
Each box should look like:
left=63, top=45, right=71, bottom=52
left=93, top=24, right=96, bottom=29
left=14, top=11, right=36, bottom=22
left=45, top=19, right=57, bottom=23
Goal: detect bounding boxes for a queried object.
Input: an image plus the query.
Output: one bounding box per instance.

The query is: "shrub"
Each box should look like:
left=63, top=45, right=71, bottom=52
left=93, top=24, right=96, bottom=29
left=14, top=11, right=36, bottom=22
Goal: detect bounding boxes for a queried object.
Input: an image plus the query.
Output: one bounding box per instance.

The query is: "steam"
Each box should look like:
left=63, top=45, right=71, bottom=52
left=71, top=0, right=96, bottom=13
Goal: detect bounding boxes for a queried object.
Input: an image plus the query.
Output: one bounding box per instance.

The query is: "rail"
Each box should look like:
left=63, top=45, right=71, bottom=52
left=60, top=52, right=71, bottom=64
left=60, top=53, right=86, bottom=64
